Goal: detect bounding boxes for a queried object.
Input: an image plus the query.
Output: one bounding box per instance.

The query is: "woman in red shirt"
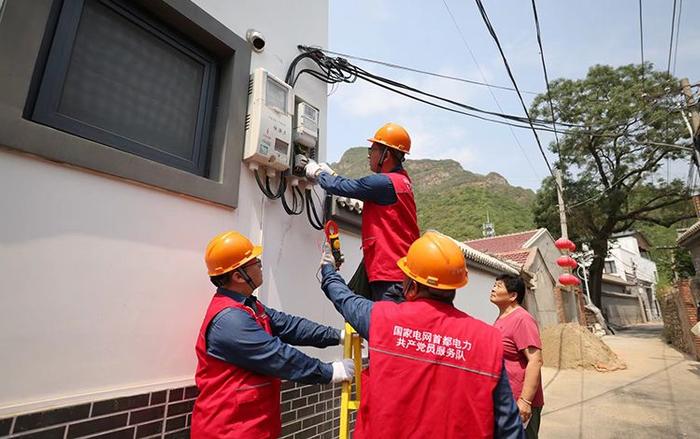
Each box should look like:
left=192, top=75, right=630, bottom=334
left=490, top=274, right=544, bottom=439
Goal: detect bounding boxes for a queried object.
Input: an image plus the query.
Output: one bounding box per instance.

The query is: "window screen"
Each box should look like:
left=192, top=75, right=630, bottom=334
left=31, top=0, right=218, bottom=176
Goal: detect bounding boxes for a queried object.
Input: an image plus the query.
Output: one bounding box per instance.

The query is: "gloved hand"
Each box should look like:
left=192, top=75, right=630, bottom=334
left=295, top=154, right=309, bottom=169
left=320, top=242, right=336, bottom=269
left=318, top=162, right=337, bottom=176
left=330, top=359, right=356, bottom=383
left=305, top=159, right=322, bottom=180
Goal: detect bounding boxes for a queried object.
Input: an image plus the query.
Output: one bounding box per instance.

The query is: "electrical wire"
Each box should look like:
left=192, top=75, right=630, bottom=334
left=672, top=0, right=683, bottom=75
left=441, top=0, right=542, bottom=181
left=472, top=0, right=555, bottom=179
left=666, top=0, right=678, bottom=75
left=314, top=47, right=540, bottom=95
left=530, top=0, right=563, bottom=163
left=639, top=0, right=645, bottom=80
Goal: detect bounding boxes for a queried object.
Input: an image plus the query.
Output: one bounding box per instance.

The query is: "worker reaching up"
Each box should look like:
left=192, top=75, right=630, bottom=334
left=191, top=231, right=355, bottom=439
left=303, top=122, right=420, bottom=303
left=318, top=231, right=525, bottom=438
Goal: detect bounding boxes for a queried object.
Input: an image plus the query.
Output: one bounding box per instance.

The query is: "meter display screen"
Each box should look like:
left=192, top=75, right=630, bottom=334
left=266, top=79, right=287, bottom=112
left=274, top=138, right=289, bottom=154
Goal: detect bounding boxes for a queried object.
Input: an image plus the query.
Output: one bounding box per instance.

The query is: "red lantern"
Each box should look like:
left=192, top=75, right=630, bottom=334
left=554, top=237, right=576, bottom=252
left=559, top=273, right=581, bottom=286
left=556, top=256, right=578, bottom=269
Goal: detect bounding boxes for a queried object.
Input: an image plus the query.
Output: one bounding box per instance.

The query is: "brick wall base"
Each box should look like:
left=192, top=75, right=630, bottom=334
left=0, top=380, right=353, bottom=439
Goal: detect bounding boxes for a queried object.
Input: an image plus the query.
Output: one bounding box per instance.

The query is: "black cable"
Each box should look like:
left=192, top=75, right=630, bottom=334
left=264, top=173, right=286, bottom=200
left=281, top=183, right=304, bottom=215
left=441, top=0, right=541, bottom=180
left=530, top=0, right=562, bottom=163
left=305, top=189, right=324, bottom=230
left=672, top=0, right=683, bottom=74
left=253, top=169, right=276, bottom=199
left=667, top=0, right=678, bottom=74
left=311, top=47, right=540, bottom=95
left=639, top=0, right=645, bottom=77
left=473, top=0, right=555, bottom=179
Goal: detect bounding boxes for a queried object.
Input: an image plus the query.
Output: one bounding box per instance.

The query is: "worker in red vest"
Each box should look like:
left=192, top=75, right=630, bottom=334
left=319, top=231, right=524, bottom=438
left=304, top=122, right=420, bottom=303
left=192, top=231, right=355, bottom=439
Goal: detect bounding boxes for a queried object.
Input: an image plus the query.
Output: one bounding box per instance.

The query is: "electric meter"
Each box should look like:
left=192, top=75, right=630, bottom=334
left=243, top=68, right=294, bottom=171
left=293, top=101, right=319, bottom=148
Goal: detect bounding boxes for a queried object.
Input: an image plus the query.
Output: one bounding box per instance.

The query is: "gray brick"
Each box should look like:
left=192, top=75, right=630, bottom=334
left=67, top=413, right=128, bottom=438
left=14, top=405, right=90, bottom=433
left=294, top=425, right=317, bottom=439
left=92, top=394, right=149, bottom=416
left=13, top=426, right=66, bottom=439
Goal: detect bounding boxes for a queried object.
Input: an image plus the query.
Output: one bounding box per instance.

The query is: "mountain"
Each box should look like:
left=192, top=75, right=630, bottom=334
left=330, top=147, right=536, bottom=241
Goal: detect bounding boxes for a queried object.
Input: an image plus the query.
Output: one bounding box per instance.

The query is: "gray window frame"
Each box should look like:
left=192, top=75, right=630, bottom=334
left=0, top=0, right=251, bottom=208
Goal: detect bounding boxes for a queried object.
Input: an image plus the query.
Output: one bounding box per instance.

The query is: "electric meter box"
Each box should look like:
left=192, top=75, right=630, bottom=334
left=243, top=68, right=294, bottom=171
left=293, top=101, right=319, bottom=148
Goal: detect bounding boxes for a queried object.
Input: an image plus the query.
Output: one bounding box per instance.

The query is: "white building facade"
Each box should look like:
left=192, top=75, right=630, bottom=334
left=0, top=1, right=362, bottom=437
left=605, top=231, right=660, bottom=321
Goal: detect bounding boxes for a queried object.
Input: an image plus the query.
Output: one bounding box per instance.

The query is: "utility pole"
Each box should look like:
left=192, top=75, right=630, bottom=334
left=680, top=78, right=700, bottom=216
left=555, top=169, right=568, bottom=239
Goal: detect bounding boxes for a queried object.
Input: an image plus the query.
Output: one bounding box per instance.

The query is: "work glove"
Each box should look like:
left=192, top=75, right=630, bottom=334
left=305, top=159, right=322, bottom=180
left=295, top=154, right=309, bottom=169
left=318, top=162, right=337, bottom=176
left=330, top=359, right=356, bottom=383
left=320, top=242, right=336, bottom=269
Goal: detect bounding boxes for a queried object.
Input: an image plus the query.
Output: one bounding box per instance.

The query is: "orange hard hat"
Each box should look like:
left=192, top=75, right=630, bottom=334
left=368, top=122, right=411, bottom=154
left=397, top=231, right=468, bottom=290
left=205, top=231, right=263, bottom=276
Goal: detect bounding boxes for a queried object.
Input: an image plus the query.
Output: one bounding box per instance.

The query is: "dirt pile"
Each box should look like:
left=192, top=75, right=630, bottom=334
left=542, top=323, right=627, bottom=372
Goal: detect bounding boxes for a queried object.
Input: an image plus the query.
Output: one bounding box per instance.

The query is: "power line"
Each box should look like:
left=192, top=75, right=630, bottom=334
left=440, top=0, right=542, bottom=181
left=639, top=0, right=645, bottom=75
left=667, top=0, right=678, bottom=74
left=530, top=0, right=562, bottom=165
left=316, top=48, right=540, bottom=95
left=672, top=0, right=683, bottom=75
left=472, top=0, right=555, bottom=179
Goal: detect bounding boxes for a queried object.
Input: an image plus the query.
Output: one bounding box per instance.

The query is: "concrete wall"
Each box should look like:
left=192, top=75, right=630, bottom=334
left=527, top=252, right=560, bottom=328
left=454, top=264, right=501, bottom=325
left=0, top=0, right=355, bottom=417
left=601, top=291, right=645, bottom=327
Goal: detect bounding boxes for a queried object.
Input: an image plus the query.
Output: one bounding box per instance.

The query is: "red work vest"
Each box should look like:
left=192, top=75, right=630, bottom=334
left=191, top=293, right=281, bottom=439
left=355, top=300, right=504, bottom=439
left=361, top=169, right=419, bottom=282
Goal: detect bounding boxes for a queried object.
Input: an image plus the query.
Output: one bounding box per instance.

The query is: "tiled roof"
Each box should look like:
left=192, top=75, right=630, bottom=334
left=495, top=249, right=533, bottom=267
left=677, top=220, right=700, bottom=246
left=466, top=229, right=539, bottom=253
left=450, top=239, right=520, bottom=275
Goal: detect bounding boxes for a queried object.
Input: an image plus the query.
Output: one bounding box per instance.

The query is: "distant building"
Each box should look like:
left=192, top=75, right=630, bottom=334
left=606, top=231, right=660, bottom=321
left=467, top=228, right=583, bottom=328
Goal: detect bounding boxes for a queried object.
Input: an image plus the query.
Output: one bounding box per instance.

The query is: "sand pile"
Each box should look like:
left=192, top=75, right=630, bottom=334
left=542, top=323, right=627, bottom=372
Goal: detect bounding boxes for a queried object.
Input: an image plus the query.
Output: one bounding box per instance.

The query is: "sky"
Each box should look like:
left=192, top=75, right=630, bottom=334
left=326, top=0, right=700, bottom=190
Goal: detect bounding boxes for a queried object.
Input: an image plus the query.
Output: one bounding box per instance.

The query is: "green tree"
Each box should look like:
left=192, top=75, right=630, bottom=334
left=530, top=64, right=695, bottom=309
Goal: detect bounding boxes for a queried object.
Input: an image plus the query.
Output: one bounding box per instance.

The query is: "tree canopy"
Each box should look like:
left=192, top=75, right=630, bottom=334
left=530, top=63, right=695, bottom=308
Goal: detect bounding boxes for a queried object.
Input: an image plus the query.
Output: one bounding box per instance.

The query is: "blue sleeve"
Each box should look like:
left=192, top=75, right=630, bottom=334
left=264, top=306, right=341, bottom=347
left=317, top=172, right=396, bottom=205
left=206, top=307, right=333, bottom=384
left=320, top=264, right=373, bottom=340
left=493, top=362, right=525, bottom=438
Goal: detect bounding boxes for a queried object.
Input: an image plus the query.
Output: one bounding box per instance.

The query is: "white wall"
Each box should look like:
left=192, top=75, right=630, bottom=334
left=609, top=236, right=658, bottom=284
left=0, top=0, right=350, bottom=416
left=454, top=267, right=499, bottom=325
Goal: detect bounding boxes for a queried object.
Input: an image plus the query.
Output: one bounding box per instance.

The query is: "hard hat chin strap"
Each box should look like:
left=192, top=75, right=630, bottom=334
left=237, top=267, right=258, bottom=292
left=376, top=146, right=389, bottom=173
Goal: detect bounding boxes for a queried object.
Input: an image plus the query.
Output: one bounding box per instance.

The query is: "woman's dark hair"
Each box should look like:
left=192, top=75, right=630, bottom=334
left=496, top=274, right=526, bottom=304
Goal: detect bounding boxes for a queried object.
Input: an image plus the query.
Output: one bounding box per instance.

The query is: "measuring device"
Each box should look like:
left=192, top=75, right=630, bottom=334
left=324, top=220, right=345, bottom=269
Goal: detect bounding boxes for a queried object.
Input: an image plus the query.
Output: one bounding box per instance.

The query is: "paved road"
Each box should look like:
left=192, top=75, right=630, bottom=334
left=540, top=323, right=700, bottom=439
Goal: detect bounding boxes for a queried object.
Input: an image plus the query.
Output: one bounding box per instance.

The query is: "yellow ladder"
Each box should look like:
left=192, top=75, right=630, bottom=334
left=339, top=322, right=362, bottom=439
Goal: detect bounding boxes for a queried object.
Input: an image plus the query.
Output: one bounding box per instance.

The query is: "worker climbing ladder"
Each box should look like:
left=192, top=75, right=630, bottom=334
left=339, top=322, right=362, bottom=439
